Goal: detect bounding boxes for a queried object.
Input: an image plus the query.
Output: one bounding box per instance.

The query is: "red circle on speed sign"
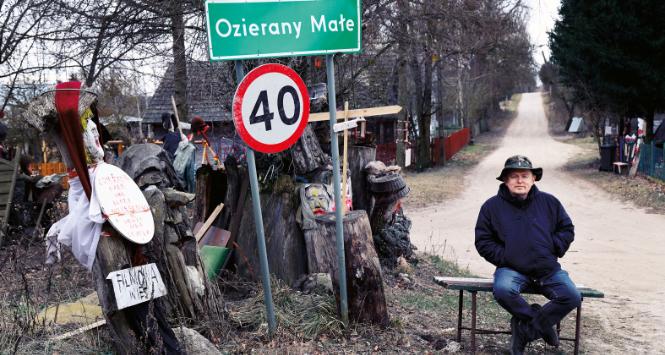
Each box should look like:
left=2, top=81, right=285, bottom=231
left=233, top=63, right=310, bottom=154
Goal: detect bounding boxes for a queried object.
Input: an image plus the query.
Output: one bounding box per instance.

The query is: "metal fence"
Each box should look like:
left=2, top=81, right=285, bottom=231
left=638, top=142, right=665, bottom=181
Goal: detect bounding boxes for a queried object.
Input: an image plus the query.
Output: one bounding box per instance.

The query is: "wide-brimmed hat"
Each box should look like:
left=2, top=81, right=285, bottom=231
left=496, top=155, right=543, bottom=181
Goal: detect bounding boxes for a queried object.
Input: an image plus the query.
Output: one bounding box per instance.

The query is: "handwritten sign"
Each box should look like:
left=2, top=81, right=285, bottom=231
left=106, top=263, right=167, bottom=310
left=94, top=163, right=154, bottom=244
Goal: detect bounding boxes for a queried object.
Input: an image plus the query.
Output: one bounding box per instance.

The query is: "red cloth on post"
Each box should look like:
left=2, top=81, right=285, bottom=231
left=54, top=81, right=92, bottom=199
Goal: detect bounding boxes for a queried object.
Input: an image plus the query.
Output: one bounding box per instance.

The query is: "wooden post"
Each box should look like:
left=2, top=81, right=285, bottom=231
left=304, top=210, right=389, bottom=326
left=341, top=101, right=350, bottom=214
left=347, top=145, right=376, bottom=214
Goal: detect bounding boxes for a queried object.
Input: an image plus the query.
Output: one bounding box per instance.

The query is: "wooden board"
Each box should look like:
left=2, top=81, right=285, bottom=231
left=309, top=105, right=402, bottom=122
left=194, top=203, right=224, bottom=243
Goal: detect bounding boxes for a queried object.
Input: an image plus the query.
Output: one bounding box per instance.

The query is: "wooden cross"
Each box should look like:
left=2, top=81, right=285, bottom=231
left=309, top=104, right=403, bottom=213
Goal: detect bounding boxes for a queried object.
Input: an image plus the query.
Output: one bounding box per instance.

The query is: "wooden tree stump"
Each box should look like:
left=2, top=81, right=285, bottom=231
left=348, top=145, right=376, bottom=214
left=92, top=229, right=138, bottom=353
left=306, top=210, right=389, bottom=326
left=234, top=178, right=308, bottom=286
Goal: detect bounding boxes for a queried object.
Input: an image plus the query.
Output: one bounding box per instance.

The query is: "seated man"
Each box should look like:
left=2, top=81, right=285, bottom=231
left=475, top=155, right=581, bottom=354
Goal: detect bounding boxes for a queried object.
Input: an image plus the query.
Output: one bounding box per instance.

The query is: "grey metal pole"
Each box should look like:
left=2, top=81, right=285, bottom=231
left=325, top=54, right=349, bottom=326
left=234, top=60, right=277, bottom=335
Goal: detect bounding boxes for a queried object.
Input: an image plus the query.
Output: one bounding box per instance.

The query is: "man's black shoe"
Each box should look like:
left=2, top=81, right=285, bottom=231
left=510, top=316, right=528, bottom=355
left=541, top=324, right=559, bottom=347
left=530, top=303, right=559, bottom=347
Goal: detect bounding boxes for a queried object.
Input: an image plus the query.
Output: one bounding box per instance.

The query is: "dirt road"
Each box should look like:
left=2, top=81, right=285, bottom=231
left=409, top=92, right=665, bottom=353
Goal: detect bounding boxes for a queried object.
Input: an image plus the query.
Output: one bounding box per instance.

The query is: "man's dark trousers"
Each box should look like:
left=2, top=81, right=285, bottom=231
left=493, top=267, right=582, bottom=337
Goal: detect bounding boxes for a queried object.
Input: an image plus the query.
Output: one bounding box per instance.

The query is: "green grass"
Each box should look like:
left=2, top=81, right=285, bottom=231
left=393, top=254, right=513, bottom=328
left=428, top=254, right=473, bottom=277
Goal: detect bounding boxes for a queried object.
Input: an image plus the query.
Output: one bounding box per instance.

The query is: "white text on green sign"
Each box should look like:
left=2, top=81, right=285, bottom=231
left=205, top=0, right=361, bottom=60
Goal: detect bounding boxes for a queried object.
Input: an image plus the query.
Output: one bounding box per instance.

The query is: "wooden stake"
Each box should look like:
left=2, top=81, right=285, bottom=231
left=50, top=320, right=107, bottom=341
left=41, top=140, right=48, bottom=163
left=341, top=101, right=349, bottom=214
left=170, top=96, right=184, bottom=137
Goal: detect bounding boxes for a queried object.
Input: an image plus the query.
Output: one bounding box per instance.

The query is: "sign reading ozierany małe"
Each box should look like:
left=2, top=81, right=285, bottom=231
left=205, top=0, right=361, bottom=60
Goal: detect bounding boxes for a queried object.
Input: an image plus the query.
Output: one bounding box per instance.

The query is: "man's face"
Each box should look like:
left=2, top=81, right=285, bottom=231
left=504, top=169, right=536, bottom=199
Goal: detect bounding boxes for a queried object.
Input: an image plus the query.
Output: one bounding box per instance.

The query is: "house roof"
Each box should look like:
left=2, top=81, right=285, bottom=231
left=143, top=61, right=235, bottom=123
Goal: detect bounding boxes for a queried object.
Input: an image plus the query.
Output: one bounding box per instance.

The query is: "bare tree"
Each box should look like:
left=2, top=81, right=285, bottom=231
left=0, top=0, right=64, bottom=111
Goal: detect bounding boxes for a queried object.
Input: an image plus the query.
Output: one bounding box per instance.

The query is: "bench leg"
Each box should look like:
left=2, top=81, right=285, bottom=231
left=574, top=300, right=583, bottom=355
left=471, top=291, right=477, bottom=354
left=457, top=290, right=463, bottom=342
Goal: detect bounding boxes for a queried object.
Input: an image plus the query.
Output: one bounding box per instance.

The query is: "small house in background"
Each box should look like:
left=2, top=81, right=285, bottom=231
left=654, top=113, right=665, bottom=147
left=568, top=116, right=586, bottom=133
left=143, top=61, right=236, bottom=140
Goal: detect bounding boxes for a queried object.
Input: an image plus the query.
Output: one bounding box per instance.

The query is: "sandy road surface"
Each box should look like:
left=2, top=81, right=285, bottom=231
left=408, top=92, right=665, bottom=353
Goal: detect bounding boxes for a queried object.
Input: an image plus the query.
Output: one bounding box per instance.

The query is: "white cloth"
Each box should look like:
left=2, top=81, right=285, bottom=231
left=83, top=117, right=105, bottom=164
left=45, top=164, right=105, bottom=270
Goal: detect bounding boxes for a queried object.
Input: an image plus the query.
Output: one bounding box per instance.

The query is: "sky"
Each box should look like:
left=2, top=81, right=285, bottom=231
left=525, top=0, right=561, bottom=66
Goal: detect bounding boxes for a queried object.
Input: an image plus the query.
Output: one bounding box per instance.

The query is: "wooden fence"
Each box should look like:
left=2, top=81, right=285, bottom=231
left=33, top=162, right=69, bottom=189
left=444, top=128, right=470, bottom=161
left=431, top=127, right=471, bottom=165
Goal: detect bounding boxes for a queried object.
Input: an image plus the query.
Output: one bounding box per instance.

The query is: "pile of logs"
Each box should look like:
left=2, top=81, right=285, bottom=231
left=196, top=126, right=385, bottom=325
left=193, top=125, right=414, bottom=326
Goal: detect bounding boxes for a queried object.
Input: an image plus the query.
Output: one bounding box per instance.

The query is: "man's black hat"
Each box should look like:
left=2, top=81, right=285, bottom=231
left=496, top=155, right=543, bottom=181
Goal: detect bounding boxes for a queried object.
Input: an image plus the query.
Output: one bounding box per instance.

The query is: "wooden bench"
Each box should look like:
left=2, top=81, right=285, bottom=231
left=434, top=276, right=604, bottom=355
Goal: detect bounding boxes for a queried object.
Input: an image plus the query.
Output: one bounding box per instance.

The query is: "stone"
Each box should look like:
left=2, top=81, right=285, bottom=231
left=172, top=327, right=220, bottom=354
left=444, top=340, right=461, bottom=353
left=395, top=256, right=413, bottom=274
left=295, top=273, right=333, bottom=295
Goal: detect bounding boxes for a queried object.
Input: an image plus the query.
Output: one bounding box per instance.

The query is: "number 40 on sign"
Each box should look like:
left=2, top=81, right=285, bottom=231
left=232, top=63, right=310, bottom=154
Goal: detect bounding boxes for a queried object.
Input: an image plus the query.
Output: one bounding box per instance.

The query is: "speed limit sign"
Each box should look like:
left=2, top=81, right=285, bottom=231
left=232, top=63, right=310, bottom=153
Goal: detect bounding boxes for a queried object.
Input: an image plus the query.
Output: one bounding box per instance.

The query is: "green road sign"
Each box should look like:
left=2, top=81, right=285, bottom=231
left=205, top=0, right=361, bottom=60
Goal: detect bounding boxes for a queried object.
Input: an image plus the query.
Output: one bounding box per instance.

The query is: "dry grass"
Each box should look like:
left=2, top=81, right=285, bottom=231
left=225, top=277, right=344, bottom=340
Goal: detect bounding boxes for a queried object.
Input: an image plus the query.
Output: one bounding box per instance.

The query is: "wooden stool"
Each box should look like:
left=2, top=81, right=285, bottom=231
left=613, top=162, right=628, bottom=174
left=434, top=276, right=604, bottom=355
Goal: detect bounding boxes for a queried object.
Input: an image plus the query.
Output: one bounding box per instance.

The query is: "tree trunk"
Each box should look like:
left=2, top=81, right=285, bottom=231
left=290, top=125, right=331, bottom=175
left=193, top=165, right=228, bottom=224
left=437, top=61, right=446, bottom=165
left=645, top=109, right=655, bottom=143
left=170, top=1, right=188, bottom=122
left=418, top=18, right=435, bottom=168
left=218, top=157, right=241, bottom=230
left=370, top=199, right=400, bottom=233
left=234, top=181, right=308, bottom=286
left=309, top=211, right=389, bottom=326
left=395, top=0, right=410, bottom=168
left=92, top=230, right=138, bottom=353
left=143, top=187, right=218, bottom=320
left=347, top=145, right=375, bottom=214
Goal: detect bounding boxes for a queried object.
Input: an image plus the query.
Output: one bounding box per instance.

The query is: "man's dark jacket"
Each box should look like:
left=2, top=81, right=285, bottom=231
left=475, top=184, right=574, bottom=278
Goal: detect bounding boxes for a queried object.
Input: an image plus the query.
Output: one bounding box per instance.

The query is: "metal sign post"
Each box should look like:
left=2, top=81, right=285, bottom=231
left=205, top=0, right=359, bottom=330
left=325, top=54, right=349, bottom=326
left=234, top=61, right=277, bottom=335
left=229, top=61, right=309, bottom=335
